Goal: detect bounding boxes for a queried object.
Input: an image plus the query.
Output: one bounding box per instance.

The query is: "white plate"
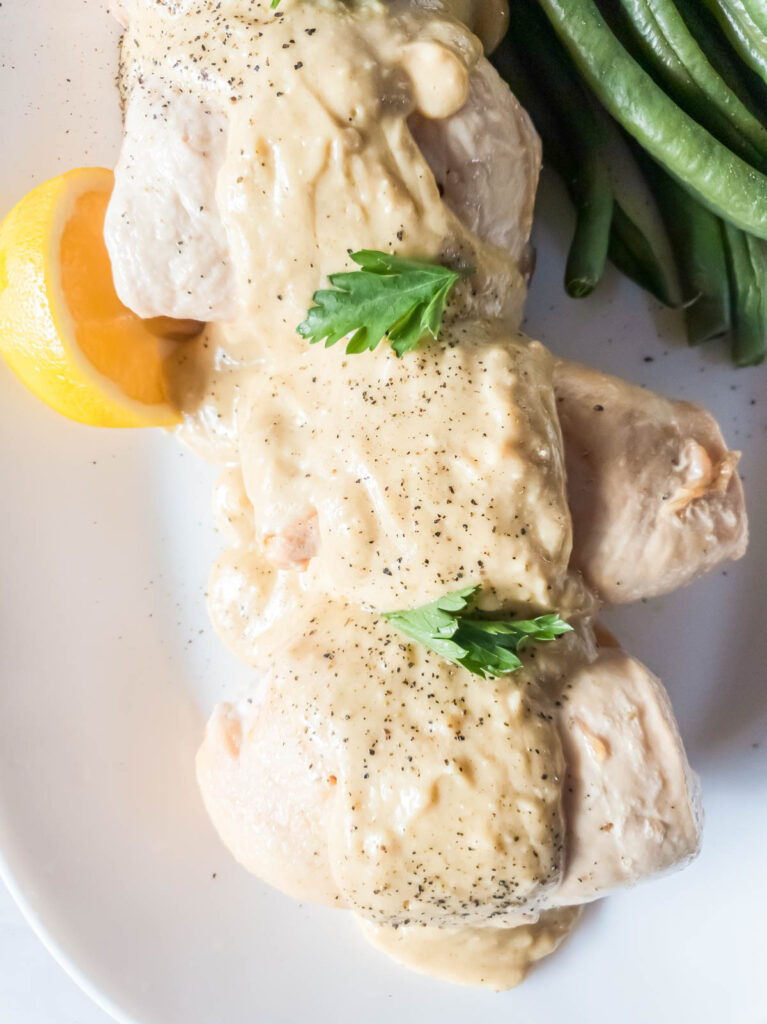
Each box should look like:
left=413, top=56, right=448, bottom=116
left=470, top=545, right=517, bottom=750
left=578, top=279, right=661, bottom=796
left=1, top=4, right=766, bottom=1022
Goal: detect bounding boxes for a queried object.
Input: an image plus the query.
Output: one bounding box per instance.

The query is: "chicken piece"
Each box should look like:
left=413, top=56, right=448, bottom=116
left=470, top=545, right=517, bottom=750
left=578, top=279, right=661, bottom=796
left=197, top=642, right=700, bottom=915
left=554, top=647, right=701, bottom=904
left=219, top=355, right=747, bottom=595
left=104, top=81, right=237, bottom=322
left=262, top=509, right=320, bottom=570
left=106, top=16, right=537, bottom=329
left=231, top=326, right=587, bottom=614
left=410, top=56, right=541, bottom=273
left=198, top=597, right=581, bottom=925
left=354, top=646, right=700, bottom=987
left=554, top=361, right=748, bottom=603
left=196, top=687, right=340, bottom=907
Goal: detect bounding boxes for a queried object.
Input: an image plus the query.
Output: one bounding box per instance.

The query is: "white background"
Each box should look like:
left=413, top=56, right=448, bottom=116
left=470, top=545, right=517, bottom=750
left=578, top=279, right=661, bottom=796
left=1, top=4, right=122, bottom=1017
left=1, top=2, right=766, bottom=1023
left=0, top=887, right=108, bottom=1023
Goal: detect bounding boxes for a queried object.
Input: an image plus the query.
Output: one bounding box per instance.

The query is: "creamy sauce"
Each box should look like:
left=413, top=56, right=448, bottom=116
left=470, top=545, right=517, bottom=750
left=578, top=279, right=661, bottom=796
left=253, top=601, right=578, bottom=928
left=224, top=324, right=589, bottom=614
left=109, top=0, right=526, bottom=334
left=360, top=906, right=581, bottom=990
left=113, top=0, right=590, bottom=988
left=108, top=0, right=698, bottom=990
left=195, top=589, right=595, bottom=986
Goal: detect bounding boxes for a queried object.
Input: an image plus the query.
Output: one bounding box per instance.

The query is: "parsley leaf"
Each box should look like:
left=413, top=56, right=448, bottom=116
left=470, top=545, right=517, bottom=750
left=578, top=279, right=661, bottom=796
left=296, top=250, right=462, bottom=357
left=382, top=585, right=572, bottom=679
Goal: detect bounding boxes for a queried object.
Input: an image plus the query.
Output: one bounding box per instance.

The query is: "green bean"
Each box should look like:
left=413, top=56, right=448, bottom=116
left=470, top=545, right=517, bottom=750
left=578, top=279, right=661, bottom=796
left=565, top=155, right=615, bottom=297
left=742, top=0, right=767, bottom=36
left=722, top=223, right=767, bottom=365
left=494, top=26, right=677, bottom=305
left=503, top=3, right=609, bottom=171
left=535, top=0, right=767, bottom=238
left=609, top=202, right=679, bottom=306
left=673, top=0, right=767, bottom=115
left=615, top=0, right=767, bottom=171
left=500, top=6, right=615, bottom=295
left=702, top=0, right=767, bottom=85
left=639, top=155, right=731, bottom=343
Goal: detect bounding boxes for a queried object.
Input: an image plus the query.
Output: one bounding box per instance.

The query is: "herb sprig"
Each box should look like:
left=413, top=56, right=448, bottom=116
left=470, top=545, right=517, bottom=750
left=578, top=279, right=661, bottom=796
left=382, top=585, right=572, bottom=679
left=297, top=250, right=462, bottom=357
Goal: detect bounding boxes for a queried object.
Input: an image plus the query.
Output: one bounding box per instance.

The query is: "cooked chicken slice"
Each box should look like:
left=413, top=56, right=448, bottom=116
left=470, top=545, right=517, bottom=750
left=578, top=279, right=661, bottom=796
left=353, top=647, right=700, bottom=989
left=197, top=641, right=699, bottom=913
left=410, top=56, right=540, bottom=272
left=262, top=509, right=320, bottom=570
left=198, top=598, right=581, bottom=925
left=197, top=680, right=582, bottom=992
left=106, top=28, right=537, bottom=329
left=555, top=361, right=747, bottom=603
left=197, top=688, right=341, bottom=907
left=553, top=647, right=701, bottom=905
left=104, top=80, right=238, bottom=322
left=224, top=355, right=747, bottom=596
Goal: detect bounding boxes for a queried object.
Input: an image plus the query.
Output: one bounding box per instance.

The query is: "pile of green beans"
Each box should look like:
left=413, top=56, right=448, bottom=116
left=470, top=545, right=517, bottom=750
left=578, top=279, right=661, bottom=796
left=491, top=0, right=767, bottom=366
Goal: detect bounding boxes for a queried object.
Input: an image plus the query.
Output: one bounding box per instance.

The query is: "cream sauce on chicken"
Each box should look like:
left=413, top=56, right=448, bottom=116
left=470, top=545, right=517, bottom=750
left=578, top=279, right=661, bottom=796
left=107, top=0, right=699, bottom=990
left=227, top=325, right=588, bottom=613
left=360, top=905, right=581, bottom=989
left=221, top=598, right=583, bottom=927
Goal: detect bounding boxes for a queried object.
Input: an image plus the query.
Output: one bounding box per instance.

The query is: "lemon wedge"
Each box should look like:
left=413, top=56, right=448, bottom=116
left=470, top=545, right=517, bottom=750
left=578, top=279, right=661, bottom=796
left=0, top=167, right=190, bottom=427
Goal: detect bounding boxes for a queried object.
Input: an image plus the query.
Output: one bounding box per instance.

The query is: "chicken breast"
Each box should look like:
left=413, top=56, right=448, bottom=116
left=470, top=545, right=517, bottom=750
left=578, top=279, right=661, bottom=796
left=207, top=354, right=748, bottom=604
left=227, top=325, right=587, bottom=616
left=410, top=56, right=541, bottom=272
left=196, top=685, right=340, bottom=907
left=355, top=645, right=701, bottom=987
left=197, top=641, right=700, bottom=916
left=197, top=596, right=588, bottom=928
left=555, top=361, right=748, bottom=603
left=554, top=647, right=701, bottom=904
left=106, top=18, right=530, bottom=329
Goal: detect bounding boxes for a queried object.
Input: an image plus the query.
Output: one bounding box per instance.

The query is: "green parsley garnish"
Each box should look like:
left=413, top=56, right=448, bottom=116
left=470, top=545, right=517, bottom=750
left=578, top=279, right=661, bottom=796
left=296, top=249, right=462, bottom=357
left=382, top=585, right=572, bottom=679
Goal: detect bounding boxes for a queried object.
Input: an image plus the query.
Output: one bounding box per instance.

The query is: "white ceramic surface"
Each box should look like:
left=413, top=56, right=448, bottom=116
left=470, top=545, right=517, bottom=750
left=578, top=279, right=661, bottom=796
left=1, top=4, right=766, bottom=1023
left=0, top=882, right=111, bottom=1023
